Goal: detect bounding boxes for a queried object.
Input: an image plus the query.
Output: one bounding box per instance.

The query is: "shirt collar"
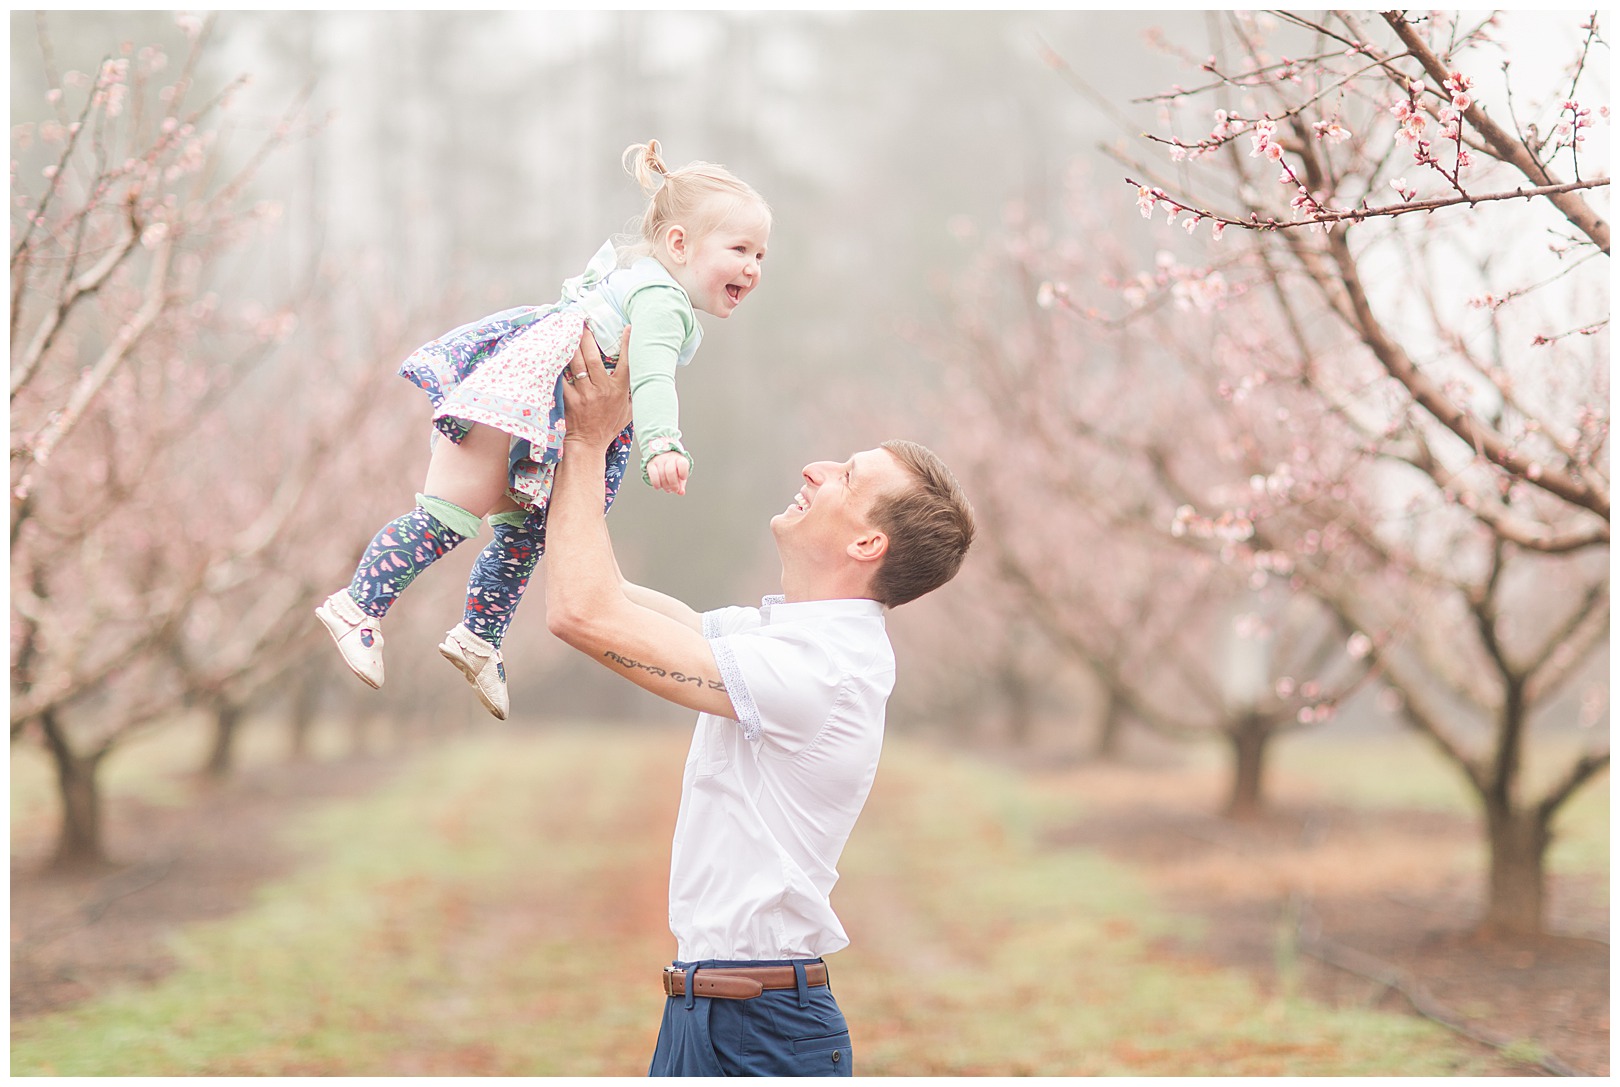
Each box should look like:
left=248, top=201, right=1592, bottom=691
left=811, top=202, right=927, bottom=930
left=758, top=595, right=886, bottom=625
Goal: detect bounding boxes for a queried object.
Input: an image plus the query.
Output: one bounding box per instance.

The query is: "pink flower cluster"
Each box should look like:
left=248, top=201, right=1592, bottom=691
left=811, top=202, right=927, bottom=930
left=1249, top=119, right=1284, bottom=162
left=1311, top=118, right=1351, bottom=144
left=1553, top=100, right=1596, bottom=151
left=1391, top=71, right=1476, bottom=181
left=1389, top=86, right=1429, bottom=146
left=1136, top=186, right=1227, bottom=240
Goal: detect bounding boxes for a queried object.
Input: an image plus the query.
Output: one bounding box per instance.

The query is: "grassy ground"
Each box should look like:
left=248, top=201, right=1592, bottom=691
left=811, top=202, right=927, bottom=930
left=12, top=722, right=1599, bottom=1076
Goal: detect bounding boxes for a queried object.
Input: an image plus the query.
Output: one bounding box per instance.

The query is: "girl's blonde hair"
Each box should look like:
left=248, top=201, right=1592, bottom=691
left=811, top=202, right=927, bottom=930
left=621, top=140, right=770, bottom=261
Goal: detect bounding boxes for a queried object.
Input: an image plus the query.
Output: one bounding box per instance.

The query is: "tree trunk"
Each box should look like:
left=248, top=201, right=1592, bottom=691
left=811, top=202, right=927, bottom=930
left=287, top=671, right=320, bottom=762
left=39, top=710, right=109, bottom=869
left=1481, top=802, right=1550, bottom=936
left=1091, top=687, right=1125, bottom=761
left=1223, top=712, right=1270, bottom=821
left=1000, top=666, right=1034, bottom=747
left=203, top=701, right=243, bottom=779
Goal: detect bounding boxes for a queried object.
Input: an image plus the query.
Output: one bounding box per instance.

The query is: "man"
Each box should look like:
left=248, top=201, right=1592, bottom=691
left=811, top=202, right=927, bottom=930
left=545, top=330, right=974, bottom=1077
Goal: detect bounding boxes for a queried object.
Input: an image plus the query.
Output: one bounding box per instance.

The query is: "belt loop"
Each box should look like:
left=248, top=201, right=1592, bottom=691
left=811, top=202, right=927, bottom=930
left=683, top=963, right=698, bottom=1010
left=793, top=960, right=810, bottom=1008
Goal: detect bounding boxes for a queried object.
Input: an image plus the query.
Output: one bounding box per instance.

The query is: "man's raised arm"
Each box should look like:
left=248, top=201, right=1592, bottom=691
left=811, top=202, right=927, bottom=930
left=544, top=328, right=737, bottom=718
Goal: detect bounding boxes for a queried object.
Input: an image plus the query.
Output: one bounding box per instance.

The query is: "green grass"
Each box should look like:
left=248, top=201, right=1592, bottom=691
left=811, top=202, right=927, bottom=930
left=11, top=726, right=1569, bottom=1075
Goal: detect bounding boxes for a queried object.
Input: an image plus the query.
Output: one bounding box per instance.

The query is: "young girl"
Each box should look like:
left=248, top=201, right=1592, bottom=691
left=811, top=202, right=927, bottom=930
left=317, top=140, right=770, bottom=720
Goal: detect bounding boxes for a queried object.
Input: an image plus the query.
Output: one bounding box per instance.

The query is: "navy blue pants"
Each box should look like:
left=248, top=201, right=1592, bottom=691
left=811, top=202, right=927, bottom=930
left=648, top=959, right=853, bottom=1077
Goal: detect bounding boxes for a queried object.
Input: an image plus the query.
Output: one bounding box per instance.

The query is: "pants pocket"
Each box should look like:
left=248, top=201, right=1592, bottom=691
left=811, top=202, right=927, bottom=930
left=791, top=1029, right=853, bottom=1075
left=758, top=991, right=853, bottom=1076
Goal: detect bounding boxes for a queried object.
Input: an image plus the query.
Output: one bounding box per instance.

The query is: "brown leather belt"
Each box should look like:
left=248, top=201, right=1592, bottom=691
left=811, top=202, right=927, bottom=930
left=662, top=962, right=830, bottom=1000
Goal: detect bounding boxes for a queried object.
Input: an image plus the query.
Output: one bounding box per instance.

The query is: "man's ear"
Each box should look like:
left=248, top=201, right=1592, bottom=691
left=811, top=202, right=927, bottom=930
left=663, top=224, right=688, bottom=265
left=848, top=529, right=889, bottom=564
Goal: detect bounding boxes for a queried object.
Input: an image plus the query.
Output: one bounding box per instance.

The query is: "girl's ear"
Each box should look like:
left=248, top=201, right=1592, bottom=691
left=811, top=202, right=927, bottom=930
left=663, top=224, right=688, bottom=265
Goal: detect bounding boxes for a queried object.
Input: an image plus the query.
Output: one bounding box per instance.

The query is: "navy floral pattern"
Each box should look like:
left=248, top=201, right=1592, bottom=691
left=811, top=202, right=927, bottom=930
left=461, top=430, right=635, bottom=647
left=383, top=301, right=636, bottom=647
left=348, top=506, right=469, bottom=619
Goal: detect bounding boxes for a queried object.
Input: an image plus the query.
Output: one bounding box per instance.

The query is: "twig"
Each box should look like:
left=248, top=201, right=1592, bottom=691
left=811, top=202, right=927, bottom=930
left=1126, top=176, right=1611, bottom=234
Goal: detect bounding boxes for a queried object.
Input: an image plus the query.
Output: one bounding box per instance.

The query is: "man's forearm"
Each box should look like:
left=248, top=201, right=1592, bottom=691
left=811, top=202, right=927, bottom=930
left=546, top=439, right=620, bottom=622
left=545, top=437, right=734, bottom=717
left=546, top=335, right=735, bottom=717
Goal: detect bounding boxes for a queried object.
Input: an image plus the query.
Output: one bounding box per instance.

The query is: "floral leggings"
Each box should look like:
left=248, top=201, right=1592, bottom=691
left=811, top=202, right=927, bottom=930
left=346, top=425, right=635, bottom=649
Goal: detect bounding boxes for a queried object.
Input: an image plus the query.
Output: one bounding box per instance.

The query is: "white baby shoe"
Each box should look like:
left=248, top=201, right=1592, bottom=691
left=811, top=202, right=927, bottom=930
left=316, top=590, right=385, bottom=689
left=438, top=622, right=509, bottom=721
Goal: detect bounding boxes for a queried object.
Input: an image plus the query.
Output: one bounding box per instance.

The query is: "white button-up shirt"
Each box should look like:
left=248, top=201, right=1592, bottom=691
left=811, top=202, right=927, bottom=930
left=668, top=595, right=894, bottom=962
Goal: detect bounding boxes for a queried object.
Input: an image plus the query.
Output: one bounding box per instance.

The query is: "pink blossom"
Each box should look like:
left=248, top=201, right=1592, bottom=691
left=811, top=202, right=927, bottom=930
left=1136, top=185, right=1156, bottom=219
left=1347, top=632, right=1372, bottom=659
left=1210, top=221, right=1226, bottom=241
left=1313, top=118, right=1351, bottom=144
left=1249, top=119, right=1277, bottom=158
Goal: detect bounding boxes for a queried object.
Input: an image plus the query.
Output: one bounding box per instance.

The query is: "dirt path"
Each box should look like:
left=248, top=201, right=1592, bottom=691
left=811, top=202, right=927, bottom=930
left=11, top=734, right=1608, bottom=1076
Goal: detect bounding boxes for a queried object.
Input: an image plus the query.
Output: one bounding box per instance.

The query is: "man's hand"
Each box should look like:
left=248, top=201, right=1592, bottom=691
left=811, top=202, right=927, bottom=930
left=562, top=325, right=633, bottom=452
left=646, top=450, right=690, bottom=496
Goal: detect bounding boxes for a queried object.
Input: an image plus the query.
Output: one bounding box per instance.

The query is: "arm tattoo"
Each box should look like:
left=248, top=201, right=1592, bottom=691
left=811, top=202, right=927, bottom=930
left=603, top=650, right=726, bottom=691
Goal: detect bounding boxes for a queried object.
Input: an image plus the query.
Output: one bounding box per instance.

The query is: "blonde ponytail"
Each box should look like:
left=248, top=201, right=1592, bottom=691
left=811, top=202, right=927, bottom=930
left=622, top=140, right=670, bottom=197
left=620, top=139, right=771, bottom=261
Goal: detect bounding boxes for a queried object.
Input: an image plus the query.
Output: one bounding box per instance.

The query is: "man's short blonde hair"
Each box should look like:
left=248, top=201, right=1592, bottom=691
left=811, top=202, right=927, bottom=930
left=868, top=440, right=975, bottom=608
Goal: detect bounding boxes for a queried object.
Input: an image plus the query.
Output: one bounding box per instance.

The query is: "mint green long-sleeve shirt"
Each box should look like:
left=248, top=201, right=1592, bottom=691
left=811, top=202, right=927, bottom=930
left=563, top=241, right=703, bottom=485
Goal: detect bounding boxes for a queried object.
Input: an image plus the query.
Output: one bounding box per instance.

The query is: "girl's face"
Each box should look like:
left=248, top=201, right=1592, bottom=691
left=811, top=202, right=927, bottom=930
left=664, top=207, right=769, bottom=319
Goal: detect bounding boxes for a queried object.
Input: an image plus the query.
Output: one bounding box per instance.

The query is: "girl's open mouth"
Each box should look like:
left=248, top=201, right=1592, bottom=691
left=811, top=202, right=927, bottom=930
left=725, top=285, right=742, bottom=302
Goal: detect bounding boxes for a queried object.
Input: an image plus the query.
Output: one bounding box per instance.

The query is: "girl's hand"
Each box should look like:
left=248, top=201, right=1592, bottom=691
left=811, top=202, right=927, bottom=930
left=647, top=451, right=690, bottom=496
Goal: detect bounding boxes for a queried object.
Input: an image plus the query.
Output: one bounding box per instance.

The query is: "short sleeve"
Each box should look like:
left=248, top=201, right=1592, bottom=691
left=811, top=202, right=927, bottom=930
left=702, top=605, right=761, bottom=640
left=708, top=625, right=842, bottom=751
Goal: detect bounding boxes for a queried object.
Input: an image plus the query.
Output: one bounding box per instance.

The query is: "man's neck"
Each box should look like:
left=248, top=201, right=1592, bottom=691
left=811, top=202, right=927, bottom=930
left=778, top=569, right=877, bottom=606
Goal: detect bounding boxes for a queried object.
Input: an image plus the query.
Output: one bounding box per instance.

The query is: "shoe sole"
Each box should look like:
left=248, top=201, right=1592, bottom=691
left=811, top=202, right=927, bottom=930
left=315, top=604, right=383, bottom=690
left=439, top=639, right=508, bottom=721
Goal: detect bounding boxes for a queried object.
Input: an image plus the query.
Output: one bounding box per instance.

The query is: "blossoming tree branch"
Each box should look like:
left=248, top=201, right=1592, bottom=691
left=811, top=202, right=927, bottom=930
left=970, top=8, right=1608, bottom=936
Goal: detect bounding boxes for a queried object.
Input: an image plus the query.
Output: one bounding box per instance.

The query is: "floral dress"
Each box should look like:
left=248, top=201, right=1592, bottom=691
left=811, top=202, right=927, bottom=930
left=397, top=242, right=697, bottom=519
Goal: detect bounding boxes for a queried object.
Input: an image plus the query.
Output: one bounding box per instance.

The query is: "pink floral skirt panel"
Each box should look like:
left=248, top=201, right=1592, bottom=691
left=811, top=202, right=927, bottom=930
left=431, top=310, right=586, bottom=507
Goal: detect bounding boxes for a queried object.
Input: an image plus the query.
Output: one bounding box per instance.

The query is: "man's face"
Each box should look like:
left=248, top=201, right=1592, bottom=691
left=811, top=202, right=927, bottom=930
left=772, top=447, right=909, bottom=561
